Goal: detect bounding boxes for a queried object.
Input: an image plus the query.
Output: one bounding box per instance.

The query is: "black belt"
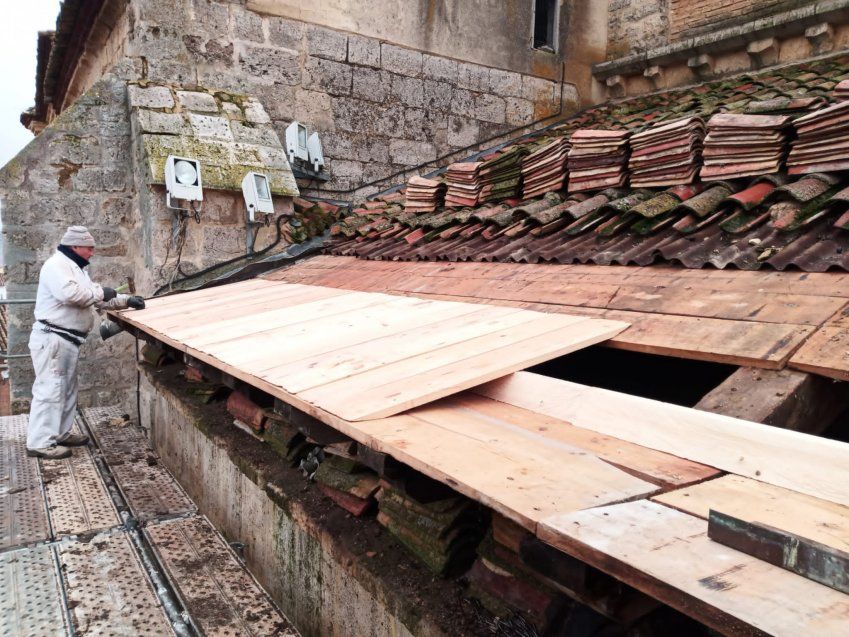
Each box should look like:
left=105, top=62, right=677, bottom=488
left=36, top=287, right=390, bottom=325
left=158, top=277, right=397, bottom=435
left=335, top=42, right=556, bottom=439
left=37, top=320, right=87, bottom=347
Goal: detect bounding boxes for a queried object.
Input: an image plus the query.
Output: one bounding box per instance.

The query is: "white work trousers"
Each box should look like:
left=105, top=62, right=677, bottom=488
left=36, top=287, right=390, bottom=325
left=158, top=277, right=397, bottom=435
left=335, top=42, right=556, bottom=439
left=27, top=328, right=80, bottom=449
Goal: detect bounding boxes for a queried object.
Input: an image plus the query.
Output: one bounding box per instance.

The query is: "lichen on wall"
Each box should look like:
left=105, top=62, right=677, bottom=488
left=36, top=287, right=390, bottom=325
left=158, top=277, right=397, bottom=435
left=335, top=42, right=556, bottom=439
left=128, top=82, right=299, bottom=196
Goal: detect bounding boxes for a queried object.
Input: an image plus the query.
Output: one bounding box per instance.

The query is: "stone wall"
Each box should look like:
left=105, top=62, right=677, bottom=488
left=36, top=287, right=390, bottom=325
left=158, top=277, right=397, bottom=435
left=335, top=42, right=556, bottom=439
left=129, top=0, right=578, bottom=198
left=607, top=0, right=669, bottom=60
left=0, top=71, right=138, bottom=411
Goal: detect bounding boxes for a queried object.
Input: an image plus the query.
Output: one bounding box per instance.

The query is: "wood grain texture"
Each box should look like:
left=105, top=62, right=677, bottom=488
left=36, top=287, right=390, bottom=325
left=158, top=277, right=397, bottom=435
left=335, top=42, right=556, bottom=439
left=114, top=281, right=626, bottom=421
left=476, top=372, right=849, bottom=507
left=539, top=500, right=849, bottom=637
left=653, top=474, right=849, bottom=554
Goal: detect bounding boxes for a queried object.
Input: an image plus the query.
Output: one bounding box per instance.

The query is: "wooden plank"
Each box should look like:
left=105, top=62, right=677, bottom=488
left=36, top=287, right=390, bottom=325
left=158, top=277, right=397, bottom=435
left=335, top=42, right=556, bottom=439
left=476, top=372, right=849, bottom=507
left=695, top=367, right=847, bottom=434
left=450, top=394, right=720, bottom=487
left=353, top=411, right=657, bottom=530
left=652, top=474, right=849, bottom=554
left=264, top=306, right=537, bottom=393
left=539, top=500, right=849, bottom=637
left=707, top=509, right=849, bottom=595
left=300, top=315, right=627, bottom=421
left=789, top=302, right=849, bottom=381
left=137, top=279, right=279, bottom=314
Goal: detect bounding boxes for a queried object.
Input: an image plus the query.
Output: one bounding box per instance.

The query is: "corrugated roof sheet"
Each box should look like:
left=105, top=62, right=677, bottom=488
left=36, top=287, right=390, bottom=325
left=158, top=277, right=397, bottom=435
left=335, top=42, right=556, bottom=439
left=329, top=53, right=849, bottom=272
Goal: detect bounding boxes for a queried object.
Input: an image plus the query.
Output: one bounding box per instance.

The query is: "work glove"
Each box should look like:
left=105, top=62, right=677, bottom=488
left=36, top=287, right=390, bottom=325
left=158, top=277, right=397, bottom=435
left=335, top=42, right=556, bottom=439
left=102, top=287, right=117, bottom=302
left=127, top=296, right=146, bottom=310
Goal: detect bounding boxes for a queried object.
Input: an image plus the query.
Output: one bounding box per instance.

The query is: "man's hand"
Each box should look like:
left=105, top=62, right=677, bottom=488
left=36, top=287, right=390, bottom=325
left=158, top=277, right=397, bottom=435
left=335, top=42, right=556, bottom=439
left=127, top=296, right=146, bottom=310
left=102, top=287, right=117, bottom=302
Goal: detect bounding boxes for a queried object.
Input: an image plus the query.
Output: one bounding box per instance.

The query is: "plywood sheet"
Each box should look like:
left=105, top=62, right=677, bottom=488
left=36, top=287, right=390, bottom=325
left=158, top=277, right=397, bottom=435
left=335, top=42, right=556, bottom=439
left=477, top=372, right=849, bottom=507
left=116, top=281, right=627, bottom=421
left=539, top=500, right=849, bottom=637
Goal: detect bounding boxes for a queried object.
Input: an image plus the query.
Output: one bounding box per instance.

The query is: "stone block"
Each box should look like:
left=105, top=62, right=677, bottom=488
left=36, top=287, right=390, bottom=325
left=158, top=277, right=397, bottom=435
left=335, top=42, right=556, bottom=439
left=331, top=159, right=364, bottom=181
left=457, top=62, right=489, bottom=92
left=231, top=121, right=280, bottom=146
left=70, top=167, right=104, bottom=192
left=687, top=54, right=714, bottom=79
left=307, top=25, right=348, bottom=62
left=352, top=67, right=391, bottom=103
left=252, top=84, right=297, bottom=121
left=145, top=59, right=196, bottom=86
left=389, top=139, right=436, bottom=166
left=137, top=110, right=187, bottom=135
left=421, top=54, right=457, bottom=83
left=267, top=16, right=304, bottom=48
left=182, top=35, right=235, bottom=65
left=381, top=44, right=422, bottom=77
left=191, top=0, right=230, bottom=37
left=362, top=162, right=394, bottom=184
left=806, top=22, right=834, bottom=54
left=176, top=91, right=218, bottom=113
left=47, top=135, right=102, bottom=165
left=201, top=225, right=247, bottom=264
left=521, top=75, right=555, bottom=104
left=450, top=88, right=476, bottom=118
left=489, top=69, right=523, bottom=98
left=348, top=35, right=380, bottom=68
left=504, top=97, right=534, bottom=126
left=475, top=93, right=506, bottom=124
left=374, top=104, right=406, bottom=139
left=294, top=89, right=334, bottom=130
left=257, top=145, right=292, bottom=169
left=643, top=65, right=665, bottom=89
left=189, top=113, right=234, bottom=141
left=101, top=197, right=133, bottom=226
left=221, top=102, right=244, bottom=120
left=128, top=85, right=174, bottom=109
left=239, top=46, right=301, bottom=85
left=332, top=97, right=377, bottom=134
left=422, top=79, right=453, bottom=112
left=132, top=23, right=187, bottom=59
left=447, top=116, right=479, bottom=147
left=391, top=75, right=424, bottom=108
left=231, top=5, right=265, bottom=42
left=747, top=37, right=779, bottom=69
left=605, top=74, right=627, bottom=99
left=303, top=56, right=352, bottom=96
left=243, top=99, right=272, bottom=124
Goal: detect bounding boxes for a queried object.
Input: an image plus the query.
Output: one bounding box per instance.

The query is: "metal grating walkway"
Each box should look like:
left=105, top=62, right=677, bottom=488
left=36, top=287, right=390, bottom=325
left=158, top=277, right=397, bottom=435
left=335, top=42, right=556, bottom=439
left=0, top=411, right=297, bottom=636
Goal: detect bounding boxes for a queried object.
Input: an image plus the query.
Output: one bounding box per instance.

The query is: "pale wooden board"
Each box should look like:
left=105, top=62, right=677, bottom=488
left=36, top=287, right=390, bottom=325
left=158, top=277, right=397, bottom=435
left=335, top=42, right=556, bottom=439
left=115, top=281, right=627, bottom=422
left=789, top=303, right=849, bottom=381
left=539, top=500, right=849, bottom=637
left=267, top=256, right=827, bottom=370
left=476, top=372, right=849, bottom=507
left=653, top=474, right=849, bottom=554
left=352, top=409, right=658, bottom=530
left=450, top=394, right=720, bottom=487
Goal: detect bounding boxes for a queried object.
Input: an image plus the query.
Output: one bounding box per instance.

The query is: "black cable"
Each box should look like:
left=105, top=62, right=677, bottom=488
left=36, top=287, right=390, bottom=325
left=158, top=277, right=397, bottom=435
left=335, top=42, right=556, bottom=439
left=153, top=213, right=291, bottom=296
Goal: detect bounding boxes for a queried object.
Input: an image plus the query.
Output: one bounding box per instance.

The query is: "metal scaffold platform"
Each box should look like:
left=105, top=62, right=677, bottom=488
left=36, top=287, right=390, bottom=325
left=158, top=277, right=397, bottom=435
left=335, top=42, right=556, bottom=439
left=0, top=409, right=297, bottom=636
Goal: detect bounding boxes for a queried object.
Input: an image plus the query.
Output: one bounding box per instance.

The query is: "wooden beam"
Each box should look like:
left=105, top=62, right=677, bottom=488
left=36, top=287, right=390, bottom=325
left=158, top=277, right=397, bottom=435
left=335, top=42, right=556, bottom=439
left=707, top=509, right=849, bottom=595
left=695, top=367, right=848, bottom=434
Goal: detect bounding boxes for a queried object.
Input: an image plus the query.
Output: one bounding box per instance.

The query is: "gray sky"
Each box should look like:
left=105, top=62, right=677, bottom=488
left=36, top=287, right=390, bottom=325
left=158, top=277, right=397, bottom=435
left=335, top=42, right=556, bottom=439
left=0, top=1, right=62, bottom=168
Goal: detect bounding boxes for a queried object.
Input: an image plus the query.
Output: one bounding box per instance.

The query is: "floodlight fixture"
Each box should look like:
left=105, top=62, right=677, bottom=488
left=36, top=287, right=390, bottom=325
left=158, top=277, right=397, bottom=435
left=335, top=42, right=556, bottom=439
left=307, top=132, right=325, bottom=172
left=165, top=155, right=203, bottom=210
left=285, top=121, right=310, bottom=164
left=242, top=171, right=274, bottom=221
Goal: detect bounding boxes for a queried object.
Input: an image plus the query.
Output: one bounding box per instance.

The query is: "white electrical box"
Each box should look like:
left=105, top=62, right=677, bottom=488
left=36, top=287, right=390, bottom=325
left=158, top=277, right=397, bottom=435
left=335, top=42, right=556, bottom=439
left=307, top=132, right=325, bottom=172
left=165, top=155, right=203, bottom=202
left=285, top=121, right=310, bottom=164
left=242, top=172, right=274, bottom=221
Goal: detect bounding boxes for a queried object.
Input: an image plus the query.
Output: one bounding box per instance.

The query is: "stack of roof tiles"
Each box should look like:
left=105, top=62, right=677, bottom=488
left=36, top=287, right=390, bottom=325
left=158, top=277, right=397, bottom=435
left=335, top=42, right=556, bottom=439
left=702, top=113, right=790, bottom=180
left=478, top=146, right=529, bottom=203
left=521, top=137, right=570, bottom=198
left=834, top=79, right=849, bottom=101
left=628, top=116, right=705, bottom=187
left=788, top=100, right=849, bottom=174
left=445, top=162, right=483, bottom=207
left=567, top=129, right=630, bottom=193
left=404, top=176, right=447, bottom=214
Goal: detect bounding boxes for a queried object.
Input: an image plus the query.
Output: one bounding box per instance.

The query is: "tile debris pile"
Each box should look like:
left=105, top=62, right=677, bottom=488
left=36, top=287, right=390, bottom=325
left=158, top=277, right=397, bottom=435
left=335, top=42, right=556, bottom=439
left=702, top=114, right=789, bottom=180
left=330, top=54, right=849, bottom=271
left=629, top=116, right=704, bottom=187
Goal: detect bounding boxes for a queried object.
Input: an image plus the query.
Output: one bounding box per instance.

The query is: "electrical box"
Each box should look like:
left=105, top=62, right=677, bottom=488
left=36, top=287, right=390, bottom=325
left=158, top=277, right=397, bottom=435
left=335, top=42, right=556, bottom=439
left=242, top=172, right=274, bottom=221
left=285, top=121, right=310, bottom=164
left=165, top=155, right=203, bottom=202
left=307, top=132, right=325, bottom=172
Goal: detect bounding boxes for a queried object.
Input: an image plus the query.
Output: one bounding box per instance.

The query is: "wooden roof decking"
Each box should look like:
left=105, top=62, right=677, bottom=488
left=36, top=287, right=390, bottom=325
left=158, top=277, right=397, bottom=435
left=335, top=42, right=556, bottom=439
left=111, top=270, right=849, bottom=635
left=115, top=279, right=626, bottom=421
left=271, top=255, right=849, bottom=378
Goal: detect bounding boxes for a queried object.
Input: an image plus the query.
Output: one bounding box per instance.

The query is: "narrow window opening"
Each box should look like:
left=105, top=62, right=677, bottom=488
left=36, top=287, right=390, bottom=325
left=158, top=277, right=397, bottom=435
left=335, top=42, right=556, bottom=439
left=533, top=0, right=558, bottom=51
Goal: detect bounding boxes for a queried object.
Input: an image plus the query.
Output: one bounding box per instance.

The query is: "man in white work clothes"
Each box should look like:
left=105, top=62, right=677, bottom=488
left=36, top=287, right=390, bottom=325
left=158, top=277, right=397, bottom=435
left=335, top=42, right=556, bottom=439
left=27, top=226, right=146, bottom=459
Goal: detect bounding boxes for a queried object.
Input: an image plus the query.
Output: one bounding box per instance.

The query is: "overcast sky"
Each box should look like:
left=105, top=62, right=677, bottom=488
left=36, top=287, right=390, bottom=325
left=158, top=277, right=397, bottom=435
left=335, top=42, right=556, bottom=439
left=0, top=1, right=62, bottom=168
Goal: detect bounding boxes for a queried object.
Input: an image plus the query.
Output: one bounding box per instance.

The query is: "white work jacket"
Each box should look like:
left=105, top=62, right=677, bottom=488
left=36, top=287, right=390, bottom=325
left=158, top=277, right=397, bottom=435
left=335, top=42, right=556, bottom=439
left=33, top=250, right=129, bottom=334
